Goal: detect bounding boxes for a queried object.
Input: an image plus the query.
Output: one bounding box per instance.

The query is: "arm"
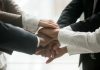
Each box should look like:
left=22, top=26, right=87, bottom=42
left=58, top=0, right=100, bottom=32
left=0, top=0, right=22, bottom=27
left=0, top=11, right=22, bottom=27
left=1, top=0, right=39, bottom=33
left=0, top=0, right=58, bottom=33
left=70, top=12, right=100, bottom=32
left=0, top=21, right=38, bottom=54
left=57, top=0, right=83, bottom=28
left=58, top=27, right=100, bottom=55
left=3, top=0, right=21, bottom=14
left=0, top=11, right=39, bottom=33
left=38, top=26, right=100, bottom=63
left=0, top=21, right=57, bottom=54
left=38, top=26, right=100, bottom=55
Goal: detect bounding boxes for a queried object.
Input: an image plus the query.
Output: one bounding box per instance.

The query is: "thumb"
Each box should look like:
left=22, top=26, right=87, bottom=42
left=46, top=57, right=54, bottom=64
left=46, top=50, right=56, bottom=64
left=39, top=21, right=58, bottom=29
left=39, top=28, right=50, bottom=36
left=44, top=23, right=58, bottom=29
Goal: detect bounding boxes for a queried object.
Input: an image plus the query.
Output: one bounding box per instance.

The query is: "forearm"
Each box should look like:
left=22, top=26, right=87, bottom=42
left=57, top=0, right=83, bottom=28
left=71, top=12, right=100, bottom=32
left=2, top=0, right=40, bottom=32
left=0, top=11, right=40, bottom=33
left=58, top=27, right=100, bottom=55
left=0, top=22, right=38, bottom=54
left=0, top=11, right=22, bottom=27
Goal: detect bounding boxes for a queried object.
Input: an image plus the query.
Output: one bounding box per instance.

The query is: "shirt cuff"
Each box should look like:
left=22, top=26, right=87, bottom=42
left=36, top=36, right=40, bottom=47
left=22, top=12, right=40, bottom=33
left=58, top=28, right=93, bottom=55
left=58, top=26, right=72, bottom=48
left=58, top=28, right=83, bottom=55
left=58, top=29, right=74, bottom=55
left=62, top=26, right=72, bottom=30
left=58, top=28, right=72, bottom=47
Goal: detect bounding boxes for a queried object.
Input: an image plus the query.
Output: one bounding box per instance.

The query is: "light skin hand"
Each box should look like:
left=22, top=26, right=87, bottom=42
left=36, top=29, right=57, bottom=58
left=35, top=46, right=52, bottom=58
left=35, top=40, right=59, bottom=59
left=36, top=20, right=67, bottom=63
left=38, top=20, right=59, bottom=29
left=46, top=47, right=67, bottom=64
left=37, top=33, right=52, bottom=47
left=38, top=28, right=60, bottom=39
left=35, top=40, right=67, bottom=64
left=35, top=35, right=53, bottom=58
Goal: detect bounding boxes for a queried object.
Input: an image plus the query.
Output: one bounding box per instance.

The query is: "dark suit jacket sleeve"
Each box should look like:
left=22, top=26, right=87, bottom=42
left=0, top=11, right=22, bottom=27
left=3, top=0, right=21, bottom=14
left=58, top=0, right=100, bottom=32
left=70, top=12, right=100, bottom=32
left=57, top=0, right=83, bottom=28
left=0, top=21, right=38, bottom=55
left=1, top=0, right=22, bottom=27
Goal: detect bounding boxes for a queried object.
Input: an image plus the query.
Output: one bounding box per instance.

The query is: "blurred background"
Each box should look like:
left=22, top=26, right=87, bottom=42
left=5, top=0, right=79, bottom=70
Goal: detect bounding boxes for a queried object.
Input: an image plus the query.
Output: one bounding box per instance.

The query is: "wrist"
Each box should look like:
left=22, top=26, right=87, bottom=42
left=54, top=29, right=59, bottom=40
left=39, top=37, right=46, bottom=47
left=62, top=47, right=68, bottom=53
left=22, top=12, right=40, bottom=33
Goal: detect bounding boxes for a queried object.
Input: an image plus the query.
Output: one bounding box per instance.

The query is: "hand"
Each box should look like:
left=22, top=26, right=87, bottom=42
left=35, top=40, right=60, bottom=59
left=38, top=33, right=52, bottom=47
left=35, top=47, right=52, bottom=58
left=39, top=20, right=59, bottom=29
left=46, top=47, right=67, bottom=64
left=35, top=40, right=67, bottom=64
left=38, top=28, right=60, bottom=39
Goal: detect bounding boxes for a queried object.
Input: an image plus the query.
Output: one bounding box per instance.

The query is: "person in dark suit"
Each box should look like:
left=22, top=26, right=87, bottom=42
left=0, top=0, right=58, bottom=70
left=57, top=0, right=100, bottom=70
left=0, top=0, right=21, bottom=69
left=35, top=0, right=100, bottom=70
left=0, top=0, right=58, bottom=54
left=34, top=0, right=100, bottom=70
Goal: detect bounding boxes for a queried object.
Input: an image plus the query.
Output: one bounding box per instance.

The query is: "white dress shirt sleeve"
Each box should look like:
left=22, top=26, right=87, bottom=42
left=58, top=26, right=100, bottom=55
left=22, top=13, right=40, bottom=33
left=59, top=26, right=72, bottom=47
left=62, top=26, right=72, bottom=31
left=22, top=13, right=40, bottom=47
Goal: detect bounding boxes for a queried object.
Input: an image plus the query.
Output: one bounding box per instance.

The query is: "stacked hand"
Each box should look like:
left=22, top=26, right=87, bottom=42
left=39, top=20, right=59, bottom=29
left=35, top=19, right=68, bottom=63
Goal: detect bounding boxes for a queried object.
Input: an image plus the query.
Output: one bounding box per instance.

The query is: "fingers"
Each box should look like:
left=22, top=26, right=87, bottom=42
left=45, top=41, right=60, bottom=64
left=35, top=49, right=45, bottom=55
left=35, top=44, right=54, bottom=58
left=37, top=32, right=51, bottom=40
left=53, top=44, right=60, bottom=55
left=35, top=38, right=61, bottom=64
left=46, top=49, right=56, bottom=64
left=39, top=20, right=59, bottom=29
left=39, top=33, right=52, bottom=47
left=38, top=28, right=59, bottom=38
left=35, top=49, right=51, bottom=57
left=46, top=57, right=54, bottom=64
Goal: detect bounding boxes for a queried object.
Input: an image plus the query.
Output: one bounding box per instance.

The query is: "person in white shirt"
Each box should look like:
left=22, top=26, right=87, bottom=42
left=37, top=25, right=100, bottom=63
left=36, top=0, right=100, bottom=70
